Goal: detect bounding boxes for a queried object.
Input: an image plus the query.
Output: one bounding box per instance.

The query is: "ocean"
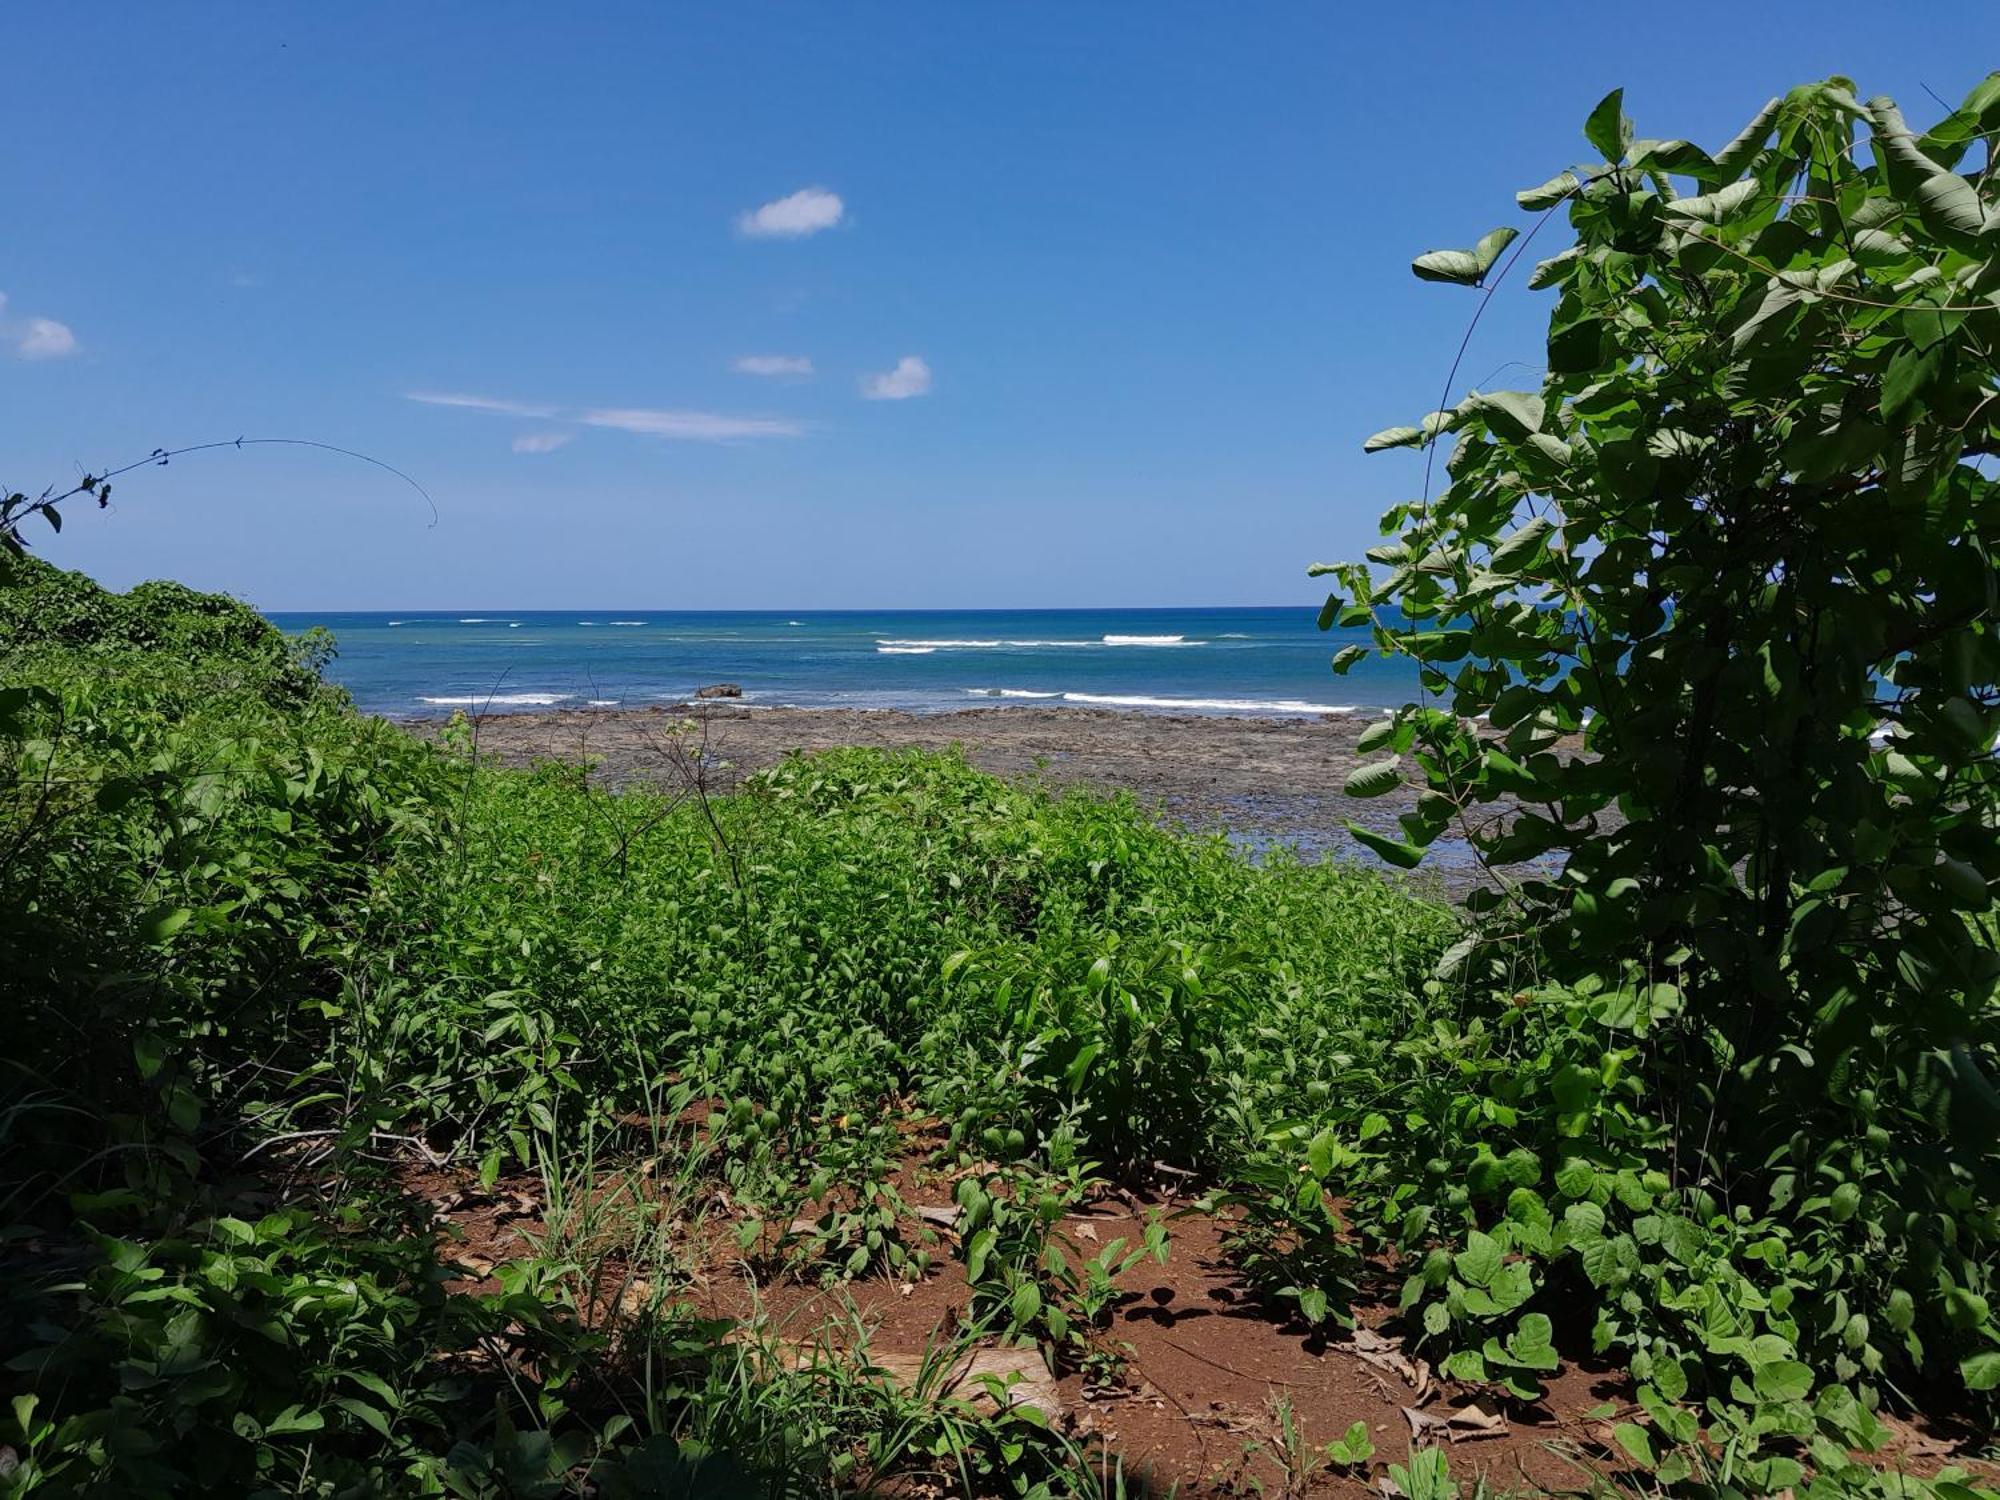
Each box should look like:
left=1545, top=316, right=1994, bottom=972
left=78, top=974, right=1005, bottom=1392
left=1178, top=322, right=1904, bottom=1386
left=269, top=606, right=1418, bottom=720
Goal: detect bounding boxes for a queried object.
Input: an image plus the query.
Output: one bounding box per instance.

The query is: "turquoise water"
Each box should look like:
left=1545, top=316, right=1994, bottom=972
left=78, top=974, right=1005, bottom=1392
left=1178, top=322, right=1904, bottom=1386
left=271, top=606, right=1416, bottom=720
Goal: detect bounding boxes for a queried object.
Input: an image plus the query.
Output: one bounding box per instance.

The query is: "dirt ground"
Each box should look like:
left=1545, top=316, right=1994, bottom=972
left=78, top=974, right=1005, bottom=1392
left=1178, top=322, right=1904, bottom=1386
left=410, top=1154, right=1624, bottom=1495
left=416, top=703, right=1494, bottom=891
left=403, top=1144, right=1995, bottom=1497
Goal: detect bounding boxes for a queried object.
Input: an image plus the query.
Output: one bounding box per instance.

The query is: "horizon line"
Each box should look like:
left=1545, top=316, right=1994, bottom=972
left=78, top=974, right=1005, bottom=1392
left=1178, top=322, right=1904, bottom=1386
left=260, top=602, right=1326, bottom=615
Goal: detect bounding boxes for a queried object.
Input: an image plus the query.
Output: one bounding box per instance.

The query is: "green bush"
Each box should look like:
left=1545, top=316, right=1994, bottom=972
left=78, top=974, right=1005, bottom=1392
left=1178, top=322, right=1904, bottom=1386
left=1312, top=73, right=2000, bottom=1483
left=0, top=553, right=330, bottom=704
left=1, top=559, right=1457, bottom=1494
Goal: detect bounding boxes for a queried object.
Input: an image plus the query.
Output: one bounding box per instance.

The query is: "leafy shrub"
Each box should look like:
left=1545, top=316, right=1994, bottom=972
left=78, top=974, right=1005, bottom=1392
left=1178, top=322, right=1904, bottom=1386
left=1310, top=72, right=2000, bottom=1474
left=2, top=557, right=1458, bottom=1493
left=0, top=553, right=329, bottom=704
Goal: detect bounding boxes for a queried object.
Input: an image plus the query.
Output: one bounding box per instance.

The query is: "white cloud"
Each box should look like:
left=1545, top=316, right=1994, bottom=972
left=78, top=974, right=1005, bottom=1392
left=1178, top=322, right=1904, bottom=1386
left=17, top=318, right=77, bottom=360
left=733, top=354, right=814, bottom=378
left=512, top=431, right=574, bottom=454
left=406, top=391, right=559, bottom=418
left=3, top=295, right=79, bottom=360
left=861, top=355, right=932, bottom=401
left=737, top=187, right=844, bottom=239
left=410, top=389, right=801, bottom=445
left=580, top=408, right=803, bottom=441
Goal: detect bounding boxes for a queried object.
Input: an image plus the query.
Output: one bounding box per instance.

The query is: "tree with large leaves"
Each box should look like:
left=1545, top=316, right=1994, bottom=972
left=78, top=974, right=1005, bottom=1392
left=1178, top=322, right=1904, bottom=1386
left=1321, top=76, right=2000, bottom=1417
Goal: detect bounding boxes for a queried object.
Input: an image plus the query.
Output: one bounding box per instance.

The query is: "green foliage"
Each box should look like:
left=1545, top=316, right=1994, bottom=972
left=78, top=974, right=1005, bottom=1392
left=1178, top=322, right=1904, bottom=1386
left=1313, top=72, right=2000, bottom=1480
left=0, top=552, right=330, bottom=704
left=1388, top=1446, right=1456, bottom=1500
left=1, top=558, right=1453, bottom=1493
left=1322, top=1419, right=1376, bottom=1470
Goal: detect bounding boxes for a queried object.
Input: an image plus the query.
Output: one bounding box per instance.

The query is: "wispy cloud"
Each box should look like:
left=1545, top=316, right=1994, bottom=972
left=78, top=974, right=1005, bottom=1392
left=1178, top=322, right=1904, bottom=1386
left=737, top=186, right=844, bottom=239
left=2, top=293, right=79, bottom=360
left=733, top=354, right=814, bottom=378
left=512, top=431, right=574, bottom=454
left=861, top=355, right=932, bottom=401
left=580, top=408, right=803, bottom=441
left=407, top=390, right=559, bottom=418
left=408, top=389, right=803, bottom=449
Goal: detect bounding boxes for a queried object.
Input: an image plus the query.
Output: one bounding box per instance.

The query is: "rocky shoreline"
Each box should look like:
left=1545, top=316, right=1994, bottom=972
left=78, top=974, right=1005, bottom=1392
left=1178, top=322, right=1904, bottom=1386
left=410, top=702, right=1510, bottom=891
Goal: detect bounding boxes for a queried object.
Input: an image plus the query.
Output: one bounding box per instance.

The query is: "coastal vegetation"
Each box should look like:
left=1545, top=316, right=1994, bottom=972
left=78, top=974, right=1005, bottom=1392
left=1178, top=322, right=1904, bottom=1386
left=3, top=73, right=1998, bottom=1499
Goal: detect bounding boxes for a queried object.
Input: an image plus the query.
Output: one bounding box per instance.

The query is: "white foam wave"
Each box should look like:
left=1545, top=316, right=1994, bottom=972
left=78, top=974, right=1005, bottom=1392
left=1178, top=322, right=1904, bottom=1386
left=878, top=639, right=1003, bottom=648
left=458, top=617, right=518, bottom=624
left=418, top=692, right=572, bottom=707
left=609, top=620, right=646, bottom=626
left=965, top=687, right=1354, bottom=714
left=586, top=698, right=620, bottom=706
left=1064, top=691, right=1355, bottom=714
left=387, top=620, right=407, bottom=626
left=878, top=645, right=936, bottom=654
left=875, top=636, right=1201, bottom=649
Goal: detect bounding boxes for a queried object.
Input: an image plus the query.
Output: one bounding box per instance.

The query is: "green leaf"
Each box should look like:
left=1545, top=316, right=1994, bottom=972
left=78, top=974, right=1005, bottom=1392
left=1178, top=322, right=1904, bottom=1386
left=1554, top=1159, right=1595, bottom=1200
left=1754, top=1359, right=1813, bottom=1404
left=1412, top=226, right=1519, bottom=287
left=1455, top=1229, right=1503, bottom=1288
left=133, top=1032, right=168, bottom=1082
left=1432, top=936, right=1475, bottom=981
left=1391, top=1446, right=1457, bottom=1500
left=1528, top=247, right=1582, bottom=289
left=1010, top=1281, right=1042, bottom=1326
left=139, top=906, right=194, bottom=943
left=1613, top=1422, right=1656, bottom=1466
left=264, top=1405, right=327, bottom=1437
left=1064, top=1041, right=1103, bottom=1093
left=1346, top=822, right=1425, bottom=870
left=1307, top=1127, right=1338, bottom=1179
left=1881, top=343, right=1943, bottom=425
left=332, top=1397, right=393, bottom=1439
left=1546, top=317, right=1604, bottom=375
left=1913, top=170, right=1992, bottom=249
left=1871, top=99, right=1998, bottom=252
left=1660, top=178, right=1761, bottom=224
left=1468, top=390, right=1544, bottom=439
left=1356, top=718, right=1398, bottom=753
left=1705, top=97, right=1780, bottom=183
left=1365, top=425, right=1426, bottom=452
left=1327, top=1419, right=1376, bottom=1466
left=1517, top=171, right=1581, bottom=211
left=1345, top=757, right=1403, bottom=799
left=1961, top=1351, right=2000, bottom=1392
left=1583, top=88, right=1632, bottom=160
left=1632, top=138, right=1713, bottom=174
left=1488, top=517, right=1554, bottom=573
left=1920, top=72, right=2000, bottom=162
left=1331, top=644, right=1368, bottom=675
left=1510, top=1312, right=1557, bottom=1368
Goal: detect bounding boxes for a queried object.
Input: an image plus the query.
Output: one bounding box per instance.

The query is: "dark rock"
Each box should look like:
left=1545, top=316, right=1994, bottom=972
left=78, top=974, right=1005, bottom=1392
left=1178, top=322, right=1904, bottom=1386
left=695, top=683, right=743, bottom=699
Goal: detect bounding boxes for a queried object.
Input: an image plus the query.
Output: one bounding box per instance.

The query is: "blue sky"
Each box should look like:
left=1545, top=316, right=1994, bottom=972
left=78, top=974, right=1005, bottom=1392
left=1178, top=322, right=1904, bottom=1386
left=5, top=3, right=1992, bottom=610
